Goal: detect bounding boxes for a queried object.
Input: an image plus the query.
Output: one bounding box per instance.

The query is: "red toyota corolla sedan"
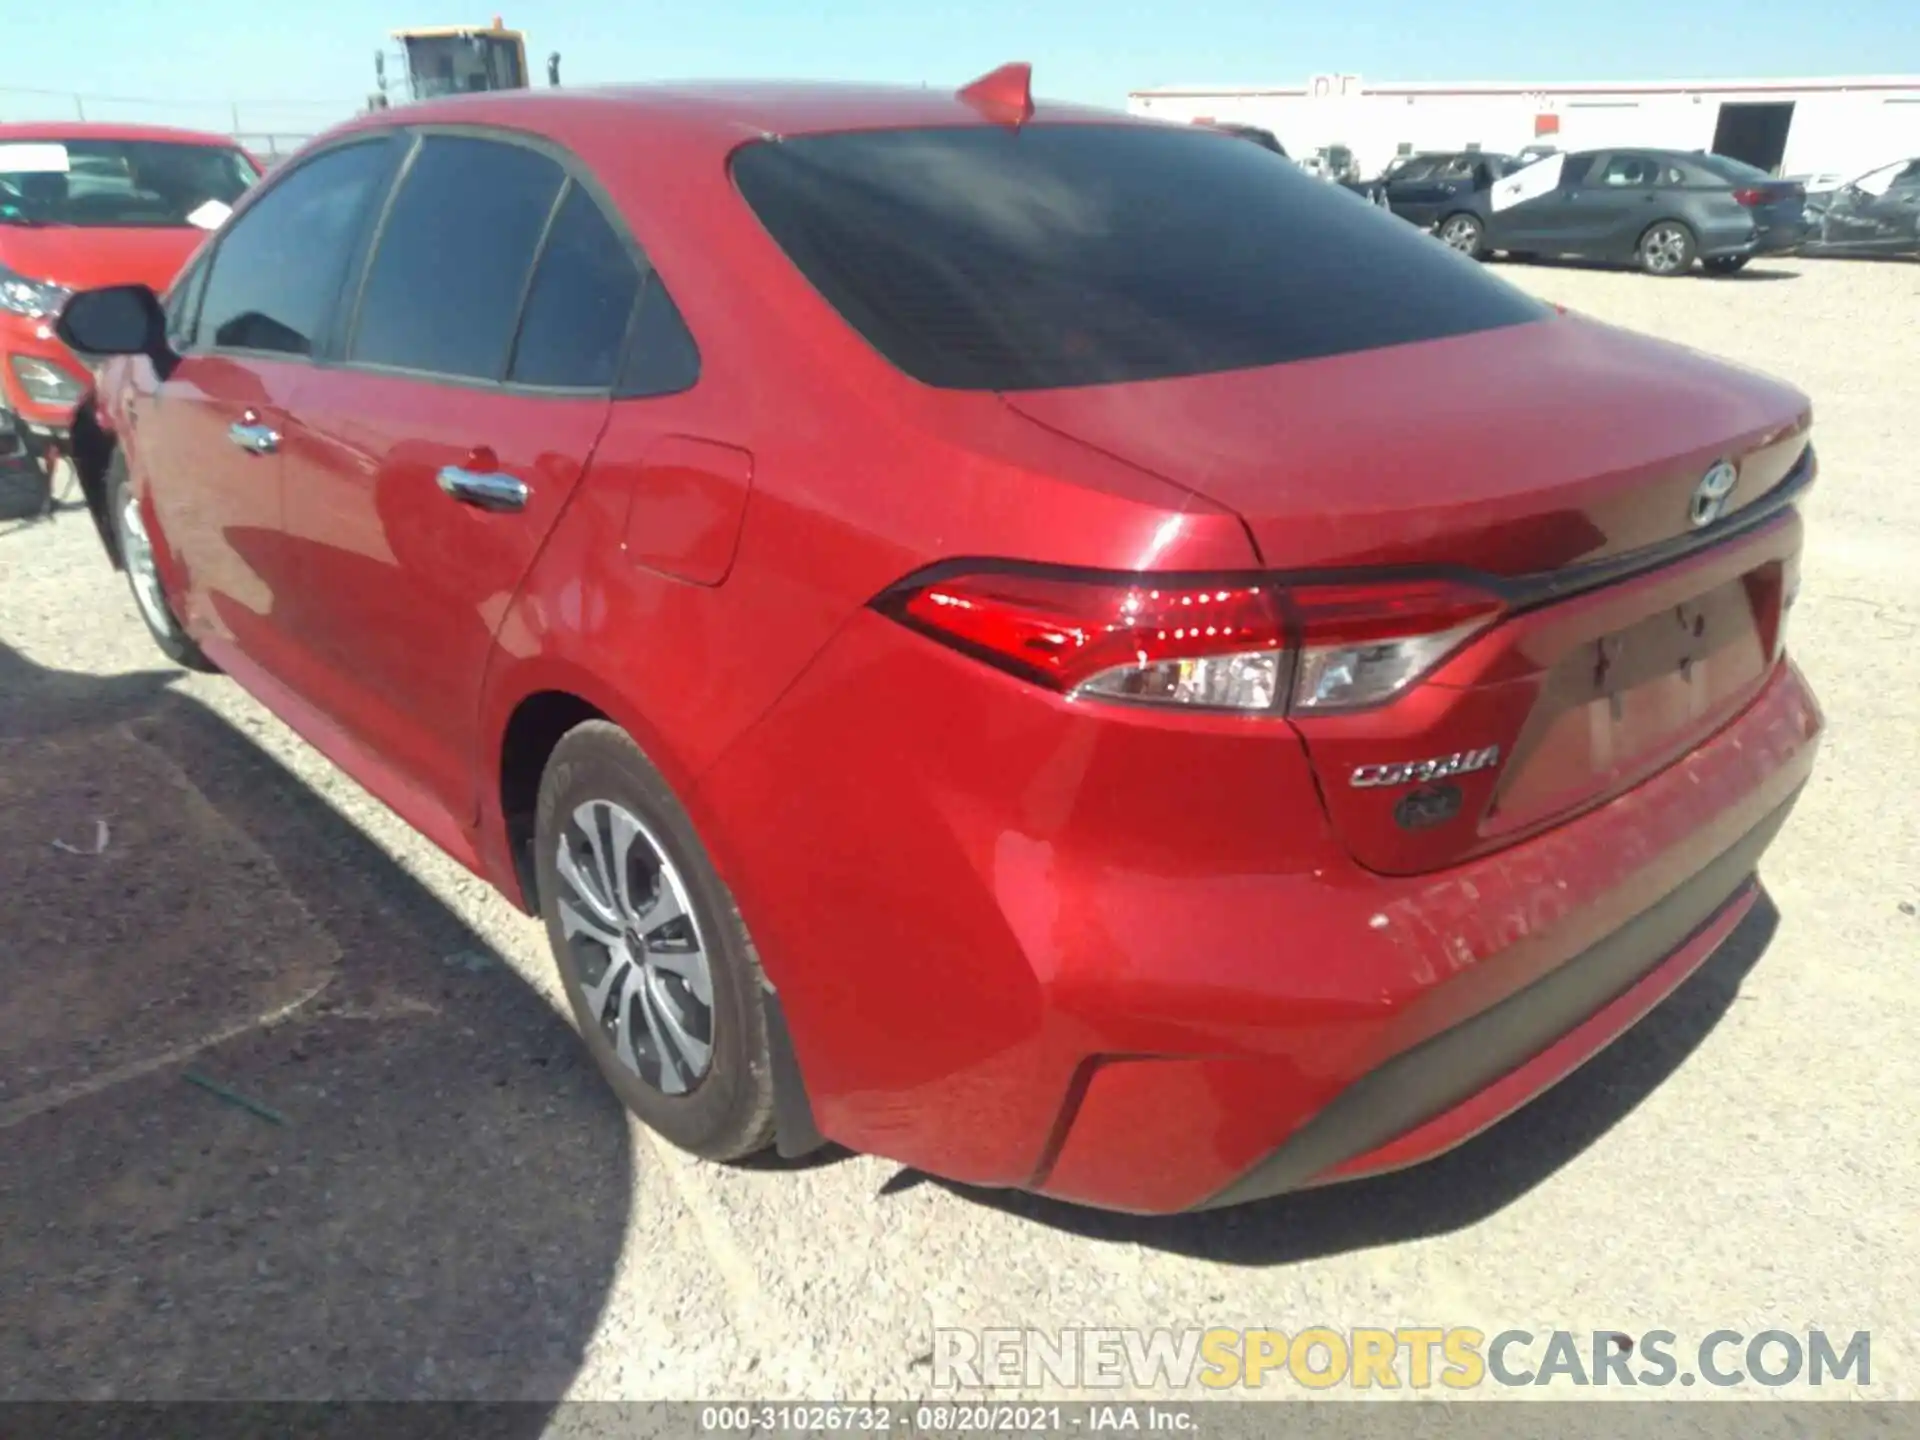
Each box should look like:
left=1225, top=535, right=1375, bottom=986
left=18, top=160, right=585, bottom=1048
left=55, top=69, right=1823, bottom=1214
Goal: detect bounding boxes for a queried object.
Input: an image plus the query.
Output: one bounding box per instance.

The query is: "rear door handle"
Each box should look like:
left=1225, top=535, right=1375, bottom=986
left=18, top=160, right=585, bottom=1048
left=437, top=466, right=528, bottom=513
left=227, top=421, right=279, bottom=454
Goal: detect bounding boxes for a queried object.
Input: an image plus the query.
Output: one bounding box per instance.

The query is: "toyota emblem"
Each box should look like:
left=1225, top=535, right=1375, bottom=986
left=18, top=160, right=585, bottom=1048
left=1690, top=461, right=1739, bottom=529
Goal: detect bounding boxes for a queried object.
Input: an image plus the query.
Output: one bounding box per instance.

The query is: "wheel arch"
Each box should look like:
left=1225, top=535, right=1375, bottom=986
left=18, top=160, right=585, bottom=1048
left=1636, top=215, right=1700, bottom=265
left=490, top=677, right=827, bottom=1158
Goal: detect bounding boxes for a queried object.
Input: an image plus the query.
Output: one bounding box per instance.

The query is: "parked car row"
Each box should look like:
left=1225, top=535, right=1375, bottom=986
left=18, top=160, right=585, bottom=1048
left=1206, top=121, right=1919, bottom=275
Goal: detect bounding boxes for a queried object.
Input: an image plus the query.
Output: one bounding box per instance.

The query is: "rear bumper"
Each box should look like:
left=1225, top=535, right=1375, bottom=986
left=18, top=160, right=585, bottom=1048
left=1701, top=220, right=1809, bottom=260
left=1036, top=661, right=1819, bottom=1214
left=1194, top=789, right=1788, bottom=1207
left=701, top=584, right=1823, bottom=1213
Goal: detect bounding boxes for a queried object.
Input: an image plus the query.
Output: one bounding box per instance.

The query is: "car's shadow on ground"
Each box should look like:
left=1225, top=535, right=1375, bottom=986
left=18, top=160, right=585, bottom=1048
left=921, top=897, right=1778, bottom=1261
left=1491, top=254, right=1802, bottom=281
left=0, top=639, right=631, bottom=1406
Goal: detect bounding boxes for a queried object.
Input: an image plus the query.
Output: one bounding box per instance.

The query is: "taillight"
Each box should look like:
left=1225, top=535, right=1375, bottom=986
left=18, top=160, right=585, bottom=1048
left=1732, top=187, right=1768, bottom=207
left=878, top=567, right=1504, bottom=714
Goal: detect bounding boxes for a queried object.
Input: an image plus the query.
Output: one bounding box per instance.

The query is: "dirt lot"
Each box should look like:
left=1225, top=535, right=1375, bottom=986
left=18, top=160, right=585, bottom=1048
left=1, top=255, right=1915, bottom=1407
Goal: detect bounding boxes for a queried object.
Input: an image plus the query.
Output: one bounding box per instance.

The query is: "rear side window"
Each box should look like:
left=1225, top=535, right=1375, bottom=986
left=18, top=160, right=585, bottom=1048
left=507, top=182, right=644, bottom=388
left=198, top=139, right=394, bottom=356
left=731, top=125, right=1546, bottom=391
left=617, top=278, right=701, bottom=398
left=351, top=135, right=564, bottom=380
left=164, top=253, right=210, bottom=348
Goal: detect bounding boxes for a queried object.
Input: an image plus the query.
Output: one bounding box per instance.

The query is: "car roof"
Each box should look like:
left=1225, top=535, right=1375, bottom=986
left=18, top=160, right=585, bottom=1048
left=327, top=81, right=1144, bottom=147
left=1565, top=146, right=1704, bottom=160
left=0, top=119, right=242, bottom=149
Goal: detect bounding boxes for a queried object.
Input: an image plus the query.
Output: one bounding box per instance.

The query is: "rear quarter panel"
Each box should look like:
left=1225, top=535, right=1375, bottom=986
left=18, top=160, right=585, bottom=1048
left=474, top=109, right=1257, bottom=901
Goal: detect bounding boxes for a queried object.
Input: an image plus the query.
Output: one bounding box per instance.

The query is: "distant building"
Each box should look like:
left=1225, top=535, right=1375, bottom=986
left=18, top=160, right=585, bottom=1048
left=1127, top=75, right=1920, bottom=181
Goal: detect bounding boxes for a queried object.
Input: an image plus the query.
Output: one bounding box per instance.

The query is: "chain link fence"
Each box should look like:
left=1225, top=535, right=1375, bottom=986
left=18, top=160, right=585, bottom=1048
left=1, top=86, right=340, bottom=162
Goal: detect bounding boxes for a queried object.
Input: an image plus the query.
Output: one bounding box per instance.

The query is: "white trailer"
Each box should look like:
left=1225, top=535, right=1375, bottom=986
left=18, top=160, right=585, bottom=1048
left=1128, top=76, right=1920, bottom=184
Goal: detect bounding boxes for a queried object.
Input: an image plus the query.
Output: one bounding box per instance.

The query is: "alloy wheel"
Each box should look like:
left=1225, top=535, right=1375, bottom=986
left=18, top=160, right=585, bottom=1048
left=1643, top=225, right=1690, bottom=274
left=119, top=496, right=173, bottom=638
left=554, top=799, right=715, bottom=1096
left=1440, top=216, right=1481, bottom=252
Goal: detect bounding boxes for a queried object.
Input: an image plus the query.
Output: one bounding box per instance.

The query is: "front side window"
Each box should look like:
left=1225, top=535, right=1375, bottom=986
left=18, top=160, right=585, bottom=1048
left=350, top=135, right=564, bottom=380
left=198, top=139, right=395, bottom=357
left=731, top=125, right=1546, bottom=392
left=0, top=138, right=258, bottom=229
left=1559, top=154, right=1597, bottom=187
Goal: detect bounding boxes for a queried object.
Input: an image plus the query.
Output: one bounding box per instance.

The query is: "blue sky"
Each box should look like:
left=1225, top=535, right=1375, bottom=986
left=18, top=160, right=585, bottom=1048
left=6, top=0, right=1915, bottom=139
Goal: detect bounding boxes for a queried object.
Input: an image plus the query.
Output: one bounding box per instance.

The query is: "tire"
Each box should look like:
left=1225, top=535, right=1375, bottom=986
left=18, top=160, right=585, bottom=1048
left=1437, top=212, right=1485, bottom=258
left=0, top=454, right=49, bottom=521
left=1637, top=220, right=1698, bottom=276
left=1703, top=256, right=1750, bottom=276
left=534, top=720, right=776, bottom=1161
left=107, top=451, right=218, bottom=671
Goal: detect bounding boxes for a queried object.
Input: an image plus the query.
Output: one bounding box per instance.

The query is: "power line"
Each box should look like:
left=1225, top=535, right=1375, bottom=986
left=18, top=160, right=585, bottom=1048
left=0, top=85, right=347, bottom=110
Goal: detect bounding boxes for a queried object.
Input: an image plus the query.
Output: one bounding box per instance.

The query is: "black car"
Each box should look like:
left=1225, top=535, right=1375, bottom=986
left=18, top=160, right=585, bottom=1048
left=1798, top=158, right=1920, bottom=258
left=1201, top=121, right=1289, bottom=160
left=1353, top=150, right=1522, bottom=228
left=1433, top=148, right=1809, bottom=276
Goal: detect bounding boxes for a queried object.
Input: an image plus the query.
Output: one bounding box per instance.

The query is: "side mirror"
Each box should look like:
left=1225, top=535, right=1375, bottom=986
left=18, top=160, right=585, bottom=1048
left=56, top=285, right=168, bottom=361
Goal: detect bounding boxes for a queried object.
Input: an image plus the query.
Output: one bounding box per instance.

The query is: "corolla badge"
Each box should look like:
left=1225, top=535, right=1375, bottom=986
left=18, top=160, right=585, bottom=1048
left=1690, top=460, right=1739, bottom=529
left=1350, top=746, right=1501, bottom=789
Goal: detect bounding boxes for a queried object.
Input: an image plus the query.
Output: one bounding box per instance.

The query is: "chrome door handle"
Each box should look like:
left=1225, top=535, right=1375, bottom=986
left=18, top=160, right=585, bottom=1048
left=228, top=421, right=279, bottom=454
left=436, top=465, right=528, bottom=513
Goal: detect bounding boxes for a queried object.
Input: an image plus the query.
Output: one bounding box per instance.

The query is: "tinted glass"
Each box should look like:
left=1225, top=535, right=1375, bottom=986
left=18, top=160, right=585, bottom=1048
left=1696, top=153, right=1775, bottom=184
left=198, top=140, right=392, bottom=356
left=1560, top=154, right=1596, bottom=186
left=618, top=277, right=701, bottom=398
left=351, top=135, right=563, bottom=380
left=508, top=182, right=643, bottom=388
left=1597, top=154, right=1661, bottom=186
left=164, top=254, right=209, bottom=346
left=0, top=138, right=257, bottom=229
left=732, top=125, right=1546, bottom=391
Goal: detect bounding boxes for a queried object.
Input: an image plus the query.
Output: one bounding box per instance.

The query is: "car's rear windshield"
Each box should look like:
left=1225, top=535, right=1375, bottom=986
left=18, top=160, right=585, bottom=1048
left=730, top=124, right=1548, bottom=391
left=1694, top=153, right=1777, bottom=184
left=0, top=138, right=258, bottom=229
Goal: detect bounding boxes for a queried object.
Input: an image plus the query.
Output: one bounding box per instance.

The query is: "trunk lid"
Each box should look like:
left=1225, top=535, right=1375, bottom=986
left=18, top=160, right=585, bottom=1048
left=1733, top=180, right=1808, bottom=239
left=1002, top=313, right=1813, bottom=874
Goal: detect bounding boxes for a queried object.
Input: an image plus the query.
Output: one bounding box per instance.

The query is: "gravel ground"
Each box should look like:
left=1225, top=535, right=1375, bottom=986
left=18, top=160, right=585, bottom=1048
left=0, top=254, right=1914, bottom=1409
